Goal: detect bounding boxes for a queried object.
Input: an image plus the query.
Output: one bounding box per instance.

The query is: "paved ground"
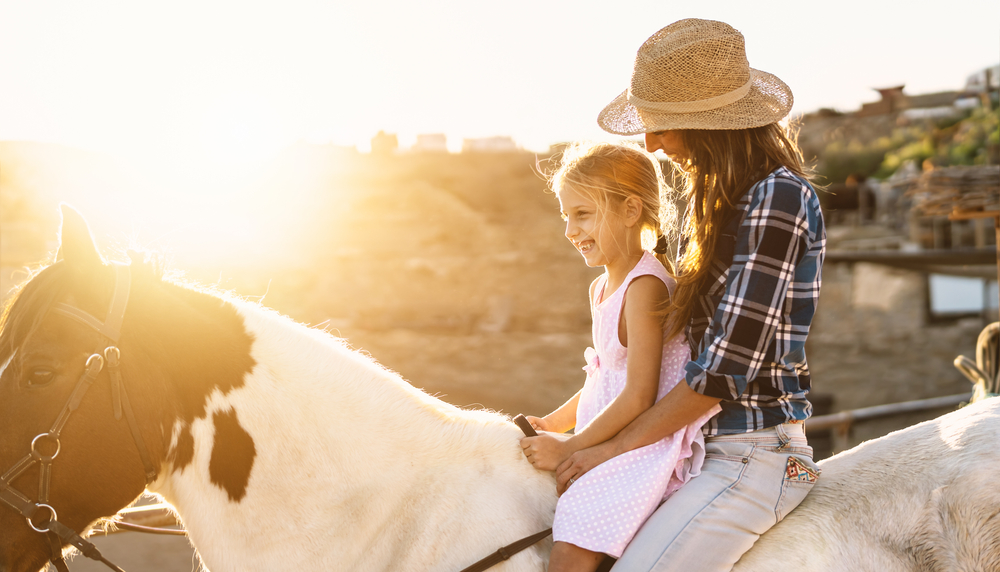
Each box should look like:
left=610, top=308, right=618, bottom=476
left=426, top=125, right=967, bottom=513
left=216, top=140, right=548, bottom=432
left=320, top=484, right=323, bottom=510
left=68, top=533, right=200, bottom=572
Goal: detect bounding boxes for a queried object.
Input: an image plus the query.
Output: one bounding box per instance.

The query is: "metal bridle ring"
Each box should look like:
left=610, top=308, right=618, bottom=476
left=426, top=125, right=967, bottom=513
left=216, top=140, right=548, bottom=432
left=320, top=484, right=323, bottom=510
left=30, top=433, right=61, bottom=461
left=27, top=504, right=58, bottom=533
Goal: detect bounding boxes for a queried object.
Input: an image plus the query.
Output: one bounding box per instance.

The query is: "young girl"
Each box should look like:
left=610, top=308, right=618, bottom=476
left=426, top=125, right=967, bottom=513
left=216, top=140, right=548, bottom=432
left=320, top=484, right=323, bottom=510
left=519, top=141, right=718, bottom=572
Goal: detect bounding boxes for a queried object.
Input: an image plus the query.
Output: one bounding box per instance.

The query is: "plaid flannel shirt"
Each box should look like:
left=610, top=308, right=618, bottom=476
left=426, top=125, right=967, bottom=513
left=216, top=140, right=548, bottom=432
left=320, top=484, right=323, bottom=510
left=682, top=167, right=826, bottom=436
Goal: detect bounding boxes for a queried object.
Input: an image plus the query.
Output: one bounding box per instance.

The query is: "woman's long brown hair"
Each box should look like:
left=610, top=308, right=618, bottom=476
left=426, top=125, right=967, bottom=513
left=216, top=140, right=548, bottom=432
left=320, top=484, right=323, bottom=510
left=662, top=122, right=811, bottom=339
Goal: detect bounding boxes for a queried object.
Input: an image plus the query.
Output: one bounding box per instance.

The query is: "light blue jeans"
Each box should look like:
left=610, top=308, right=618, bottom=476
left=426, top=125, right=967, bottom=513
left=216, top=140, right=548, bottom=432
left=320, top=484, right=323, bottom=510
left=612, top=422, right=819, bottom=572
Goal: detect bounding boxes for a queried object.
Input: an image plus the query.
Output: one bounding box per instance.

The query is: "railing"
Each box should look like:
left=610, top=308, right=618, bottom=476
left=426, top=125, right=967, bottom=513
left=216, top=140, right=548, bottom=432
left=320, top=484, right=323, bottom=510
left=96, top=504, right=183, bottom=535
left=805, top=392, right=972, bottom=453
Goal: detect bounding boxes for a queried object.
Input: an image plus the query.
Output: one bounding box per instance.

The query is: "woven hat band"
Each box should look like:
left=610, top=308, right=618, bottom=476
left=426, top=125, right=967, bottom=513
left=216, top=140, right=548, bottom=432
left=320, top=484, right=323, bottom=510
left=627, top=78, right=753, bottom=114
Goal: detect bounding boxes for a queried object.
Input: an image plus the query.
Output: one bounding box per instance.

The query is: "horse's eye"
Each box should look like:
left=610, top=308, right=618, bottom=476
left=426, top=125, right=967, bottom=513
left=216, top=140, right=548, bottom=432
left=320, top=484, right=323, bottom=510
left=26, top=369, right=56, bottom=388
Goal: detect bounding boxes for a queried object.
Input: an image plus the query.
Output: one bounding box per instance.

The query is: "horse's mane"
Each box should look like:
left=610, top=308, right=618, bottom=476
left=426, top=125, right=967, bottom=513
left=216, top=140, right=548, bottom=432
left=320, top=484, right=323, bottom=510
left=0, top=250, right=509, bottom=447
left=0, top=251, right=231, bottom=364
left=0, top=261, right=72, bottom=365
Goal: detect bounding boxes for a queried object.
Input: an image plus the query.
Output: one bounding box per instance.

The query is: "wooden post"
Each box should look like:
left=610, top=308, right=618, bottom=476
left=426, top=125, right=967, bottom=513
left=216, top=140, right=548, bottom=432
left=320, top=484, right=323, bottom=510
left=975, top=217, right=987, bottom=248
left=982, top=67, right=994, bottom=112
left=833, top=422, right=851, bottom=454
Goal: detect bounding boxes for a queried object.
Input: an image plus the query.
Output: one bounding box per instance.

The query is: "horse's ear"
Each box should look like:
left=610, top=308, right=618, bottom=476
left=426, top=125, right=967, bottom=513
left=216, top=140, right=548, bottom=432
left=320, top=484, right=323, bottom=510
left=56, top=204, right=105, bottom=270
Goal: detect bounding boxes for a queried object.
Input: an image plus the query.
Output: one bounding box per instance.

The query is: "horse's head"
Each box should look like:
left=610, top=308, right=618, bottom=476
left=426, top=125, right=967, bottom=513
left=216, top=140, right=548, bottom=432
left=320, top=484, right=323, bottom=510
left=0, top=206, right=154, bottom=572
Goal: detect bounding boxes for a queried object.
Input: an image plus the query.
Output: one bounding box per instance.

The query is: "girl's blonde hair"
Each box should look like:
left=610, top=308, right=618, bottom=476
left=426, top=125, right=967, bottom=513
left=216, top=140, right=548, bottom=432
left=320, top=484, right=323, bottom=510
left=663, top=122, right=811, bottom=339
left=548, top=141, right=678, bottom=274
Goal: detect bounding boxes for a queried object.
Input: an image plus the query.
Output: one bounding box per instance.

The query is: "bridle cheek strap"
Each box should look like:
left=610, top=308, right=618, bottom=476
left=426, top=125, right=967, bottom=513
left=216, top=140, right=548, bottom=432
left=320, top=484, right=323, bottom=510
left=51, top=263, right=131, bottom=344
left=49, top=263, right=156, bottom=483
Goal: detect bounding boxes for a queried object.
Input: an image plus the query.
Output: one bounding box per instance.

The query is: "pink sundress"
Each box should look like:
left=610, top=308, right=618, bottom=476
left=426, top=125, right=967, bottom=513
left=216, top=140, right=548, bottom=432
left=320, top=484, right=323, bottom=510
left=552, top=251, right=720, bottom=557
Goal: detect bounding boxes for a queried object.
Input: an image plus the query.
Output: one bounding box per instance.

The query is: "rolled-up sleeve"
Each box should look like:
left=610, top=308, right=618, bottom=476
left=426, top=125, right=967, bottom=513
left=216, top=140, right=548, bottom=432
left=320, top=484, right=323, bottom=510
left=685, top=177, right=814, bottom=400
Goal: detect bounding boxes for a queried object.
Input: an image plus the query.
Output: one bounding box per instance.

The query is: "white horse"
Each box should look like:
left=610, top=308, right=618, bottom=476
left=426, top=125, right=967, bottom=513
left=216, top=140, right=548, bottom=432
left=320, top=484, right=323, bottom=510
left=1, top=207, right=998, bottom=572
left=735, top=396, right=1000, bottom=571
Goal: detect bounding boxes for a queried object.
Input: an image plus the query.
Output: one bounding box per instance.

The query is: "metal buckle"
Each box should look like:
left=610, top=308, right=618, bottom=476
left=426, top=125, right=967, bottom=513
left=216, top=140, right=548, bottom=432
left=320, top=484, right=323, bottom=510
left=86, top=353, right=104, bottom=369
left=27, top=503, right=57, bottom=533
left=104, top=346, right=121, bottom=365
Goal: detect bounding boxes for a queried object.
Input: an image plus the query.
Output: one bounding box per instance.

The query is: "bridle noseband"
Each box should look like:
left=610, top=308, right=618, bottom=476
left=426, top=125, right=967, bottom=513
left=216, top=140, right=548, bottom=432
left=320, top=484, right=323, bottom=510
left=0, top=263, right=158, bottom=572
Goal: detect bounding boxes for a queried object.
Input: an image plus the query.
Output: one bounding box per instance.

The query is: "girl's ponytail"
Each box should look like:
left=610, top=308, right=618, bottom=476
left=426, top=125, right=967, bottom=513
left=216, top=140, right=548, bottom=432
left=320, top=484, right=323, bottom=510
left=652, top=233, right=673, bottom=278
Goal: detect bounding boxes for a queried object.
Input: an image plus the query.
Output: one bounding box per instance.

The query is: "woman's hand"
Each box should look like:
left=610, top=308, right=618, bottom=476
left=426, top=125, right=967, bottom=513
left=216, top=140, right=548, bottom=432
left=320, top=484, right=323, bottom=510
left=555, top=441, right=617, bottom=495
left=520, top=432, right=575, bottom=471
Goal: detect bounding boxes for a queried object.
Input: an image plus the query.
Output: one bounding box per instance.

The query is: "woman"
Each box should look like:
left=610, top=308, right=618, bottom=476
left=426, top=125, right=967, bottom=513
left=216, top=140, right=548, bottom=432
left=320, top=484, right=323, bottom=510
left=555, top=18, right=826, bottom=572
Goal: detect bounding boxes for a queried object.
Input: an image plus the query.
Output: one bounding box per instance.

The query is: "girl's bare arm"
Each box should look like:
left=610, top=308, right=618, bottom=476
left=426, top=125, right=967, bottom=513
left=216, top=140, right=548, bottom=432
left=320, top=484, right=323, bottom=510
left=564, top=275, right=667, bottom=452
left=521, top=275, right=666, bottom=471
left=528, top=389, right=581, bottom=433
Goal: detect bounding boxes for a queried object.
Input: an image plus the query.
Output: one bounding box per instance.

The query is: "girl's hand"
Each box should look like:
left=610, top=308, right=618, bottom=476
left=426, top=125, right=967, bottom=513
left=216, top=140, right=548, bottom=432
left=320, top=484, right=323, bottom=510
left=525, top=415, right=550, bottom=432
left=520, top=432, right=575, bottom=472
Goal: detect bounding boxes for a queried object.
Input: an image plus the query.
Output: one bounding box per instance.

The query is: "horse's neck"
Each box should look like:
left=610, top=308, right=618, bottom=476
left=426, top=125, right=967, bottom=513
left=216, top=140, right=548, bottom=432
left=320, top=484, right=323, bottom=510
left=231, top=303, right=505, bottom=455
left=150, top=300, right=555, bottom=571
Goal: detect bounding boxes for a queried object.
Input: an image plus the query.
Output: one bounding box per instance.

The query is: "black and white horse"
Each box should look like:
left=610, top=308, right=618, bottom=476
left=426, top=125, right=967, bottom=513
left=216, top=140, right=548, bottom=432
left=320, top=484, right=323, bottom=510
left=1, top=206, right=998, bottom=572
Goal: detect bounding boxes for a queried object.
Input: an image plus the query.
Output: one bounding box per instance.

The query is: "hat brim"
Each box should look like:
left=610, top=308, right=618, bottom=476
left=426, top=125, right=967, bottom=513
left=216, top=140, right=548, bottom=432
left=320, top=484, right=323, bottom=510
left=597, top=69, right=793, bottom=135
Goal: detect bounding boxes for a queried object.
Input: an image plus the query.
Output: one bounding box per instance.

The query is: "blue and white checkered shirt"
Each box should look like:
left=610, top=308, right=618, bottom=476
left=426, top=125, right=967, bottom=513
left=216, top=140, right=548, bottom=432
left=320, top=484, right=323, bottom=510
left=682, top=167, right=826, bottom=436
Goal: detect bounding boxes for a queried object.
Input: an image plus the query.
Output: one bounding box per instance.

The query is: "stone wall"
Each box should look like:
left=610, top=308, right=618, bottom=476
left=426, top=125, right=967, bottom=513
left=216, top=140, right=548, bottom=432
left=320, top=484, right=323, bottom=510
left=807, top=261, right=982, bottom=450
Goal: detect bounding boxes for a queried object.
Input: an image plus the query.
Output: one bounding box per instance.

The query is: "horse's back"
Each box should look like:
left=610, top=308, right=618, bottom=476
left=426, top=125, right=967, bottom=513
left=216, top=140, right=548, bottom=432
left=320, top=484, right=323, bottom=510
left=734, top=398, right=1000, bottom=572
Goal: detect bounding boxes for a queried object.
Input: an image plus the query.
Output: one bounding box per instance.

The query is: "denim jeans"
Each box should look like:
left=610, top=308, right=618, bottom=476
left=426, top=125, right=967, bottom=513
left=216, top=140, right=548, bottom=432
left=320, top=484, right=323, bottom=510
left=612, top=422, right=819, bottom=572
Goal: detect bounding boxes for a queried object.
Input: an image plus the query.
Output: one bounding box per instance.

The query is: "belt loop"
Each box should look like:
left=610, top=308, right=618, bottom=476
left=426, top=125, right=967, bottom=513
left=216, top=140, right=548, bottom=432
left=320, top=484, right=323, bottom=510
left=775, top=423, right=791, bottom=449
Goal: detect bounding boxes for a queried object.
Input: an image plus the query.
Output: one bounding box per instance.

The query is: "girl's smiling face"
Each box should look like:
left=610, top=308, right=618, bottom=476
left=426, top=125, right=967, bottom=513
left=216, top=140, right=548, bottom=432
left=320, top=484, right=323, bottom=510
left=559, top=184, right=635, bottom=269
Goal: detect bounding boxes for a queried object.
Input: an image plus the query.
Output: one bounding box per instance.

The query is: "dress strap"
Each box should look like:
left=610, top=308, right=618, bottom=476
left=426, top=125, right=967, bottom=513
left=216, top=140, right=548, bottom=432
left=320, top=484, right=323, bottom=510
left=593, top=273, right=610, bottom=306
left=626, top=251, right=675, bottom=299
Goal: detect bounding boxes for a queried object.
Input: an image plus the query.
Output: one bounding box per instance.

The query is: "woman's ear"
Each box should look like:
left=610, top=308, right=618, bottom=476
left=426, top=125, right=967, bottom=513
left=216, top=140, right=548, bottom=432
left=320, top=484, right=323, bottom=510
left=622, top=196, right=643, bottom=227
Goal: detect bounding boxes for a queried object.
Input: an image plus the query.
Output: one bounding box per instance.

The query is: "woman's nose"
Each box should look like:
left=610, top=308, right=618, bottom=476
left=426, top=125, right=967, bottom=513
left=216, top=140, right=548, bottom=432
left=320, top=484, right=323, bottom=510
left=644, top=132, right=662, bottom=153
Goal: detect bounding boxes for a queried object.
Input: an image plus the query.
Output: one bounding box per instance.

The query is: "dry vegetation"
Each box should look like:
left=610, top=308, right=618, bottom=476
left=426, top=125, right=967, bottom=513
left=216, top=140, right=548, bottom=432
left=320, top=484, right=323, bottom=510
left=0, top=144, right=602, bottom=417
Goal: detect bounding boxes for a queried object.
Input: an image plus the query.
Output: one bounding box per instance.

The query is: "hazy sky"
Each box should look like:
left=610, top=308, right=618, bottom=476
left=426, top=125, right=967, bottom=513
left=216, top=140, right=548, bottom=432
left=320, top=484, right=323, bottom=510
left=2, top=0, right=998, bottom=159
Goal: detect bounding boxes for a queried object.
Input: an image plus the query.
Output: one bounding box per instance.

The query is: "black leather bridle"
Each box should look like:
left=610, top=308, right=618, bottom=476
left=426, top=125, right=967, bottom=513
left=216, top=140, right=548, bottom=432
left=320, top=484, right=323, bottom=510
left=0, top=263, right=158, bottom=572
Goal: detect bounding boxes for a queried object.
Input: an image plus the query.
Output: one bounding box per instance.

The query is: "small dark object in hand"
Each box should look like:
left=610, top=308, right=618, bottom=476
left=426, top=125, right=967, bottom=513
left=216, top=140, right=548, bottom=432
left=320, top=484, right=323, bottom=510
left=513, top=414, right=537, bottom=437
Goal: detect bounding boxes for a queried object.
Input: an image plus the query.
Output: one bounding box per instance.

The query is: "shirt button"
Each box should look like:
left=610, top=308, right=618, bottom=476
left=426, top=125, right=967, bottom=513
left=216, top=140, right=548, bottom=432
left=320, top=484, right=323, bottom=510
left=742, top=458, right=749, bottom=464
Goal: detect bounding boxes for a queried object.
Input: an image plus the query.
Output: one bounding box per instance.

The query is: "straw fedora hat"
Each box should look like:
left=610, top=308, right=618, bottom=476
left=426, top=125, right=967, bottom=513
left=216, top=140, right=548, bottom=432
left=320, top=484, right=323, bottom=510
left=598, top=19, right=793, bottom=135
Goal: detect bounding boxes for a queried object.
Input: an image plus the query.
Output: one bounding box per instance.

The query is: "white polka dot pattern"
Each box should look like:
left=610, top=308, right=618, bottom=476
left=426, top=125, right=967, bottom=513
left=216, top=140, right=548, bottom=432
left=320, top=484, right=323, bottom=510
left=554, top=251, right=720, bottom=557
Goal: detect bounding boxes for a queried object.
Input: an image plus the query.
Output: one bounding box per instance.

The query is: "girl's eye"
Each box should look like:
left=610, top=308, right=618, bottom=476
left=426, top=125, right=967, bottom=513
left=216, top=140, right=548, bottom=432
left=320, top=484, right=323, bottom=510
left=26, top=369, right=56, bottom=388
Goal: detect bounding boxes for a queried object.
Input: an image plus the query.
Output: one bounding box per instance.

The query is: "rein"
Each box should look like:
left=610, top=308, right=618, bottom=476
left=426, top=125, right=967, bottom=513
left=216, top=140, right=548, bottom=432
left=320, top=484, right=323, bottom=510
left=0, top=263, right=159, bottom=572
